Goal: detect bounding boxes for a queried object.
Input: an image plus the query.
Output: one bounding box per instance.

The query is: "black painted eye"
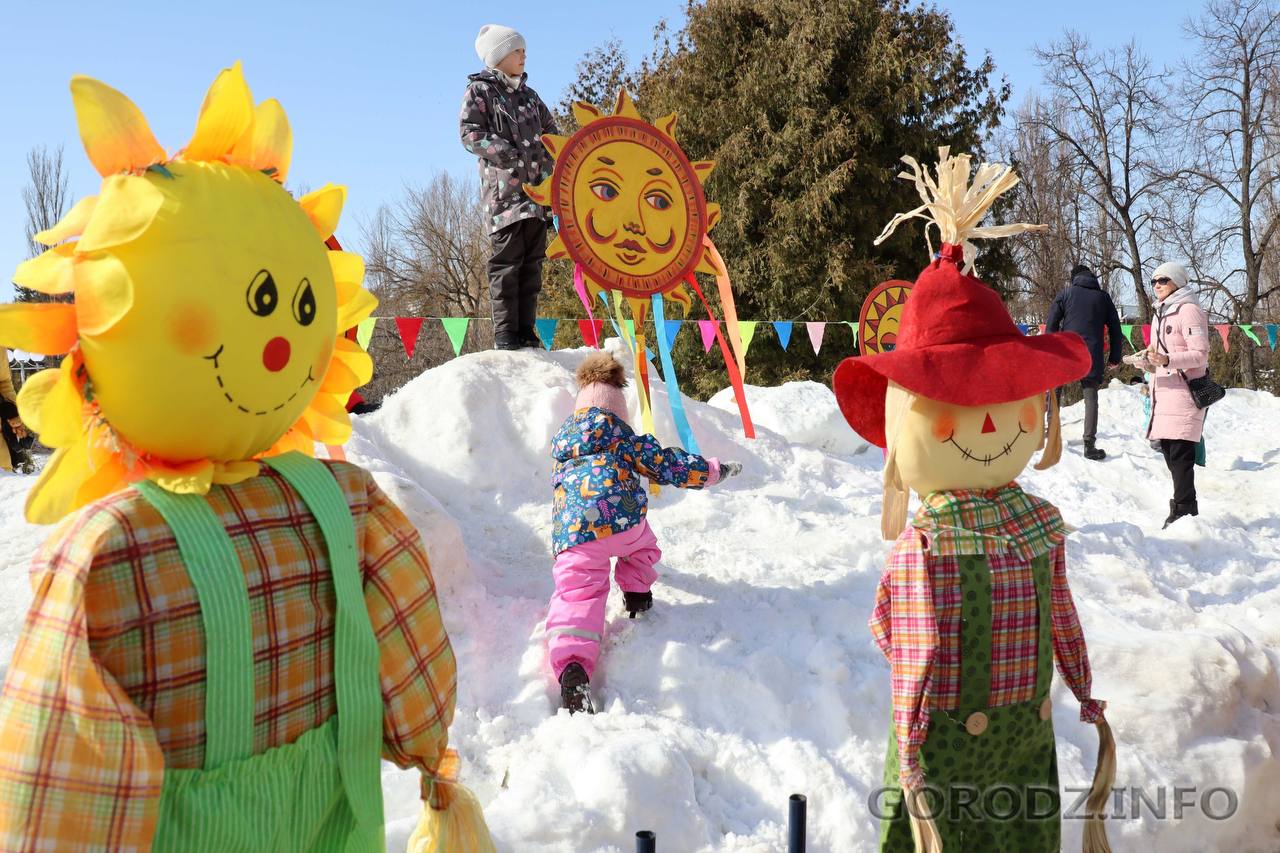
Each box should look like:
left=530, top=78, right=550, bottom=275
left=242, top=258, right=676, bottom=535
left=246, top=270, right=278, bottom=316
left=292, top=279, right=316, bottom=327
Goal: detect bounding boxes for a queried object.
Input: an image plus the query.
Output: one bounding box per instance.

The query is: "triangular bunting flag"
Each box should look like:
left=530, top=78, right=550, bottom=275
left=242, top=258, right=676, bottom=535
left=1268, top=324, right=1278, bottom=350
left=738, top=321, right=758, bottom=357
left=1017, top=324, right=1030, bottom=335
left=356, top=318, right=376, bottom=351
left=395, top=317, right=423, bottom=361
left=536, top=318, right=558, bottom=351
left=1215, top=324, right=1231, bottom=351
left=1121, top=324, right=1137, bottom=350
left=577, top=318, right=604, bottom=348
left=846, top=322, right=858, bottom=349
left=1239, top=324, right=1262, bottom=347
left=1038, top=324, right=1046, bottom=335
left=1141, top=325, right=1152, bottom=347
left=698, top=320, right=718, bottom=353
left=806, top=322, right=826, bottom=355
left=664, top=319, right=683, bottom=349
left=773, top=321, right=793, bottom=350
left=440, top=317, right=469, bottom=357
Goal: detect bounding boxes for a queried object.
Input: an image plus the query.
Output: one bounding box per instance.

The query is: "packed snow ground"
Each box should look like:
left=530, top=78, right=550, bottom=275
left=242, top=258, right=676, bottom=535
left=1, top=342, right=1278, bottom=852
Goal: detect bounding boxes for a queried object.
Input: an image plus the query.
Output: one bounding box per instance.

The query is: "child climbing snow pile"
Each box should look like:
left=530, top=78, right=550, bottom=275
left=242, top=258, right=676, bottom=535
left=546, top=351, right=741, bottom=714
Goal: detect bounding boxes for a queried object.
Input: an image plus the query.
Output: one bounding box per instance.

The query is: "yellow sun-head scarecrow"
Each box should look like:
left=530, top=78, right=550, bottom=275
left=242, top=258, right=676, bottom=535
left=1, top=62, right=375, bottom=523
left=526, top=90, right=753, bottom=449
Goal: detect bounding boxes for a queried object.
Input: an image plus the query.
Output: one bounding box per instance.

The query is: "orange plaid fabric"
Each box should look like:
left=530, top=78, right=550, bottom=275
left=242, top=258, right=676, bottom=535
left=0, top=461, right=457, bottom=851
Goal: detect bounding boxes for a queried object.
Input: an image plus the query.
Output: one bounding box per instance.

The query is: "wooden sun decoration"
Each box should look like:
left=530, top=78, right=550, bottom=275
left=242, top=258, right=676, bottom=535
left=859, top=280, right=913, bottom=355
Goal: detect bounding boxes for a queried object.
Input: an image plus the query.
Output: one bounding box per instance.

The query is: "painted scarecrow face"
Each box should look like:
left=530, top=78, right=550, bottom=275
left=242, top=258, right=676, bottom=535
left=892, top=390, right=1044, bottom=494
left=81, top=162, right=341, bottom=462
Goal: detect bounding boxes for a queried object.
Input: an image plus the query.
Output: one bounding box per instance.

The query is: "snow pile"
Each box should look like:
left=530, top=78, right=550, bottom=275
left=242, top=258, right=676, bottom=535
left=1, top=352, right=1278, bottom=852
left=709, top=380, right=872, bottom=458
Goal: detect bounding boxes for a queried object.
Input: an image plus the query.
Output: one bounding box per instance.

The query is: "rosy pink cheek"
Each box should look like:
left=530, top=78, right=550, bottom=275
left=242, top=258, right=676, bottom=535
left=1019, top=402, right=1038, bottom=432
left=932, top=411, right=956, bottom=442
left=169, top=306, right=218, bottom=356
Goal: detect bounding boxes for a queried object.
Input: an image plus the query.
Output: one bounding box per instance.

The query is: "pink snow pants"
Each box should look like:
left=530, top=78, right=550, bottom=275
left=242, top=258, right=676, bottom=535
left=546, top=520, right=661, bottom=679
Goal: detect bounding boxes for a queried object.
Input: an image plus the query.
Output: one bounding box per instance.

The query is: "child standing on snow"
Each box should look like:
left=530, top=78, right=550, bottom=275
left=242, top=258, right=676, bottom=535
left=547, top=352, right=741, bottom=713
left=459, top=24, right=560, bottom=350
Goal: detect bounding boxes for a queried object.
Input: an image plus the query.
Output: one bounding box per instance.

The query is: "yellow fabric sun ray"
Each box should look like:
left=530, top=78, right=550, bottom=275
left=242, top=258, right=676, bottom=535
left=185, top=61, right=254, bottom=162
left=230, top=98, right=292, bottom=181
left=77, top=175, right=164, bottom=252
left=70, top=76, right=167, bottom=176
left=0, top=303, right=78, bottom=354
left=572, top=102, right=603, bottom=127
left=300, top=184, right=345, bottom=240
left=14, top=244, right=78, bottom=296
left=73, top=253, right=135, bottom=335
left=541, top=134, right=568, bottom=162
left=35, top=195, right=99, bottom=246
left=546, top=233, right=568, bottom=260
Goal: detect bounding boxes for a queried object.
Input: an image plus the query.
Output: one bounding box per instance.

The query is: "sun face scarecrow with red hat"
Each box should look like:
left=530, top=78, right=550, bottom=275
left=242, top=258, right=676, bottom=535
left=835, top=149, right=1115, bottom=853
left=0, top=64, right=492, bottom=851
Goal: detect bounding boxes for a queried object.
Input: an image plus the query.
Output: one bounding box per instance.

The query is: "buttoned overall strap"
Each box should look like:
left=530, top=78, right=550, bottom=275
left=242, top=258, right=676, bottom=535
left=262, top=453, right=384, bottom=834
left=956, top=554, right=993, bottom=718
left=1030, top=553, right=1054, bottom=701
left=134, top=480, right=255, bottom=769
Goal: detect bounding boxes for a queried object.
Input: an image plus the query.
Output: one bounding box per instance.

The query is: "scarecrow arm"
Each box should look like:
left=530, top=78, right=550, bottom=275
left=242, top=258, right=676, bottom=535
left=881, top=532, right=938, bottom=790
left=620, top=433, right=713, bottom=489
left=459, top=83, right=520, bottom=167
left=360, top=476, right=460, bottom=795
left=0, top=510, right=165, bottom=851
left=1048, top=544, right=1106, bottom=722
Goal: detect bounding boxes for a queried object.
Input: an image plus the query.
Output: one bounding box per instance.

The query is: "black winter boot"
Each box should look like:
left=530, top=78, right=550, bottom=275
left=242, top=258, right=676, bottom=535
left=518, top=326, right=542, bottom=349
left=1163, top=499, right=1199, bottom=529
left=1083, top=441, right=1106, bottom=461
left=559, top=662, right=594, bottom=715
left=623, top=591, right=653, bottom=618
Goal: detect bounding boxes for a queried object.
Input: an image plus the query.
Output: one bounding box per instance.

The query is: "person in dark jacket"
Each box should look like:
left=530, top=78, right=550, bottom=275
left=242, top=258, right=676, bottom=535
left=459, top=24, right=560, bottom=350
left=1046, top=264, right=1124, bottom=460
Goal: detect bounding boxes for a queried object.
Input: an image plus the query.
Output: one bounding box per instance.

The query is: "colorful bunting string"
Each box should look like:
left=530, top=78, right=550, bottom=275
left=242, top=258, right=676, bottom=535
left=1269, top=324, right=1278, bottom=350
left=698, top=320, right=718, bottom=353
left=1239, top=324, right=1262, bottom=347
left=807, top=322, right=825, bottom=355
left=1215, top=324, right=1231, bottom=352
left=356, top=318, right=376, bottom=351
left=395, top=317, right=423, bottom=360
left=773, top=321, right=793, bottom=350
left=738, top=321, right=759, bottom=359
left=441, top=318, right=469, bottom=357
left=535, top=318, right=558, bottom=351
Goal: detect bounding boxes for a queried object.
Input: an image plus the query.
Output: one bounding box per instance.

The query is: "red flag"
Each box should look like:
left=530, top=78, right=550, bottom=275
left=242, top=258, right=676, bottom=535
left=395, top=317, right=424, bottom=360
left=1215, top=324, right=1231, bottom=351
left=577, top=319, right=604, bottom=348
left=1141, top=325, right=1152, bottom=347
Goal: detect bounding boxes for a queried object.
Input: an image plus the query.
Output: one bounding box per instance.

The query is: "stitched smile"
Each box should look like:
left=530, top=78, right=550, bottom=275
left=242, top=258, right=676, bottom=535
left=945, top=426, right=1028, bottom=467
left=204, top=344, right=314, bottom=416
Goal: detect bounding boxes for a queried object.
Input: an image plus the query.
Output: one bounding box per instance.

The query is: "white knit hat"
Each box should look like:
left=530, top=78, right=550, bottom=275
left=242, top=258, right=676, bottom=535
left=475, top=24, right=525, bottom=69
left=1152, top=261, right=1189, bottom=289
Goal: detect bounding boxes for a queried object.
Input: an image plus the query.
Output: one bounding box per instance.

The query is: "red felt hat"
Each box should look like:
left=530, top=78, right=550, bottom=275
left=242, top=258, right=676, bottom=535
left=834, top=244, right=1090, bottom=448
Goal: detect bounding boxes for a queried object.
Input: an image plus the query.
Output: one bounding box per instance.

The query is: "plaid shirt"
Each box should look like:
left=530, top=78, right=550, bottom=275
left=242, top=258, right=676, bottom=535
left=0, top=461, right=457, bottom=851
left=869, top=484, right=1104, bottom=787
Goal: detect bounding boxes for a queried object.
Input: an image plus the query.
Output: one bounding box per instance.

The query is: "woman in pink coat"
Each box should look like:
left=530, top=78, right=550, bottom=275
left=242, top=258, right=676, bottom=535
left=1143, top=262, right=1210, bottom=528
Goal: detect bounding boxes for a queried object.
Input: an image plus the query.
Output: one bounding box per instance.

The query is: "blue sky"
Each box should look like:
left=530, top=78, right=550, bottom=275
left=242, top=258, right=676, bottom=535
left=1, top=0, right=1203, bottom=300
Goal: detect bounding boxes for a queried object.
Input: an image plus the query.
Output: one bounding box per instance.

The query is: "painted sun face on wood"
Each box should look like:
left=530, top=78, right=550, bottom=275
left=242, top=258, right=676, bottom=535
left=525, top=90, right=721, bottom=301
left=859, top=280, right=912, bottom=355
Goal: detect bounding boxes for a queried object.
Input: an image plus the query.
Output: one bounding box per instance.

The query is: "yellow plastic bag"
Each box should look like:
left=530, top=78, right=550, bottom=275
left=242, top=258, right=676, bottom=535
left=406, top=751, right=496, bottom=853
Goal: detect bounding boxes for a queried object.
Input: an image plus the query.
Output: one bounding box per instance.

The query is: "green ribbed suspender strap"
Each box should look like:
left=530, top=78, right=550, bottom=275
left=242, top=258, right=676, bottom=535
left=956, top=554, right=994, bottom=719
left=263, top=453, right=384, bottom=834
left=135, top=480, right=255, bottom=769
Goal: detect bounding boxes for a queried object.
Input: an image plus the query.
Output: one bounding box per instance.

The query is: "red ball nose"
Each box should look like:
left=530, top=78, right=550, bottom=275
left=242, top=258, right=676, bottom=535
left=262, top=336, right=291, bottom=372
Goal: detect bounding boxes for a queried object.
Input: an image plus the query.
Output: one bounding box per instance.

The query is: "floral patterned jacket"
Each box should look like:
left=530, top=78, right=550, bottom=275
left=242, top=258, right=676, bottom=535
left=550, top=408, right=712, bottom=555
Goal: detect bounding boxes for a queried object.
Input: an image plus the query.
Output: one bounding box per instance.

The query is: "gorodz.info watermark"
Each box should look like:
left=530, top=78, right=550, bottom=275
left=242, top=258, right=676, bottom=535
left=868, top=785, right=1240, bottom=822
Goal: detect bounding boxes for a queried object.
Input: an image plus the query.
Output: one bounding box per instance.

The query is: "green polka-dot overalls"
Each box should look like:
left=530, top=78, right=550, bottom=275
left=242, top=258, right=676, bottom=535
left=136, top=453, right=385, bottom=852
left=878, top=552, right=1060, bottom=852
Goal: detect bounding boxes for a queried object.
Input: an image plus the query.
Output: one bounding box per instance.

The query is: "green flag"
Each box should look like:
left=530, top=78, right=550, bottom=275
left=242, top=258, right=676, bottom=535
left=356, top=318, right=376, bottom=351
left=738, top=321, right=758, bottom=357
left=1239, top=324, right=1263, bottom=347
left=1121, top=324, right=1138, bottom=350
left=440, top=318, right=470, bottom=357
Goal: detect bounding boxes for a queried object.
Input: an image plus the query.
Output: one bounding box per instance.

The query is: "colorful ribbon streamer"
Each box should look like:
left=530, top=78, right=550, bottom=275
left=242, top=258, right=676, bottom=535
left=572, top=264, right=600, bottom=348
left=686, top=273, right=755, bottom=438
left=653, top=293, right=699, bottom=454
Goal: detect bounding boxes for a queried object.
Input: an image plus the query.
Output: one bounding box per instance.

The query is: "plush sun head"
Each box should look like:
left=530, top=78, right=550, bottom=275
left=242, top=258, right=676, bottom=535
left=0, top=62, right=375, bottom=523
left=525, top=90, right=722, bottom=314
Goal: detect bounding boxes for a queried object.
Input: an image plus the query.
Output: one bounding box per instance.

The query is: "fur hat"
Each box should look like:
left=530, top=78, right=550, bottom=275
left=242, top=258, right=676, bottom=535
left=574, top=352, right=628, bottom=417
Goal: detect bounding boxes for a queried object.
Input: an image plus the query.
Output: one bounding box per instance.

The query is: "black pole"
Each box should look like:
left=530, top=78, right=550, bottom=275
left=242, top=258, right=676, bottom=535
left=635, top=829, right=656, bottom=853
left=789, top=793, right=807, bottom=853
